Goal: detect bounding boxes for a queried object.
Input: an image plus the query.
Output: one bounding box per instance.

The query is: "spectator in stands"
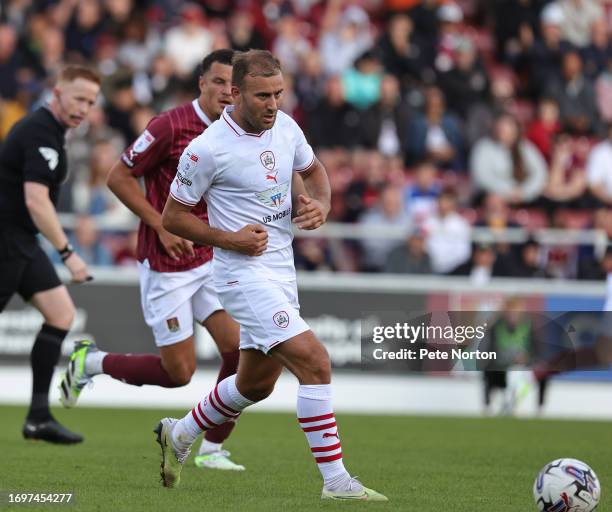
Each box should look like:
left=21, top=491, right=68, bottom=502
left=423, top=187, right=471, bottom=274
left=358, top=185, right=411, bottom=272
left=114, top=230, right=139, bottom=267
left=542, top=135, right=588, bottom=209
left=70, top=215, right=114, bottom=266
left=470, top=112, right=547, bottom=205
left=39, top=25, right=66, bottom=76
left=403, top=159, right=441, bottom=226
left=319, top=3, right=373, bottom=76
left=294, top=50, right=326, bottom=115
left=73, top=141, right=131, bottom=222
left=518, top=2, right=571, bottom=98
left=587, top=123, right=612, bottom=206
left=164, top=4, right=214, bottom=77
left=493, top=0, right=541, bottom=64
left=405, top=85, right=464, bottom=169
left=306, top=75, right=361, bottom=149
left=375, top=13, right=423, bottom=83
left=409, top=0, right=440, bottom=66
left=475, top=192, right=518, bottom=271
left=582, top=18, right=612, bottom=79
left=434, top=2, right=466, bottom=74
left=117, top=16, right=162, bottom=74
left=477, top=192, right=518, bottom=232
left=384, top=228, right=432, bottom=274
left=546, top=49, right=601, bottom=135
left=578, top=241, right=612, bottom=280
left=557, top=0, right=603, bottom=49
left=0, top=24, right=25, bottom=100
left=227, top=9, right=266, bottom=53
left=526, top=97, right=561, bottom=163
left=272, top=14, right=311, bottom=76
left=342, top=151, right=387, bottom=223
left=360, top=74, right=410, bottom=159
left=509, top=238, right=551, bottom=278
left=51, top=215, right=113, bottom=267
left=105, top=74, right=139, bottom=143
left=64, top=0, right=105, bottom=59
left=342, top=51, right=383, bottom=110
left=451, top=242, right=505, bottom=285
left=294, top=239, right=335, bottom=272
left=438, top=36, right=490, bottom=120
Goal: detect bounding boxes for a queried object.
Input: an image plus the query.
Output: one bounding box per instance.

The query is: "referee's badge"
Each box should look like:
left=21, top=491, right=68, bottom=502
left=260, top=151, right=275, bottom=170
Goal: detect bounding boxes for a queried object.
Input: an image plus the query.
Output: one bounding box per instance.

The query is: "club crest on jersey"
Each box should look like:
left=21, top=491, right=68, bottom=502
left=260, top=151, right=275, bottom=171
left=166, top=317, right=180, bottom=332
left=273, top=311, right=289, bottom=328
left=255, top=181, right=290, bottom=209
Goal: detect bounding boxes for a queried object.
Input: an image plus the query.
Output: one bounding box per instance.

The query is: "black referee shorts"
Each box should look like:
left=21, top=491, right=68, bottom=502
left=0, top=225, right=62, bottom=312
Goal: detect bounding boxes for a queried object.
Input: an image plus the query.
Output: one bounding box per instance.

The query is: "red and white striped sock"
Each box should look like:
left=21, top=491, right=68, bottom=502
left=297, top=384, right=350, bottom=487
left=171, top=375, right=254, bottom=451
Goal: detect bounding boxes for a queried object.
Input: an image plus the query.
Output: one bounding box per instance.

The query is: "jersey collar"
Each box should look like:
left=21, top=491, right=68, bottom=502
left=192, top=99, right=212, bottom=126
left=222, top=105, right=265, bottom=137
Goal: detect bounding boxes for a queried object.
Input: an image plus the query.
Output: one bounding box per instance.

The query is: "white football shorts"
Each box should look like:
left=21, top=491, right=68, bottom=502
left=216, top=277, right=310, bottom=354
left=138, top=260, right=223, bottom=347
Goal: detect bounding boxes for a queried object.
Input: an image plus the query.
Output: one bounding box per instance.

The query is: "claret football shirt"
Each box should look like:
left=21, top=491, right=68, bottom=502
left=121, top=99, right=213, bottom=272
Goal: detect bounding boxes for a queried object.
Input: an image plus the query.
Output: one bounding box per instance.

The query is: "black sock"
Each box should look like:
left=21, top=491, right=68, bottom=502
left=27, top=323, right=68, bottom=422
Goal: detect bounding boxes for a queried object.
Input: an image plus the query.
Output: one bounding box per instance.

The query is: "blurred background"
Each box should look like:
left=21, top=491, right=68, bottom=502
left=1, top=0, right=612, bottom=419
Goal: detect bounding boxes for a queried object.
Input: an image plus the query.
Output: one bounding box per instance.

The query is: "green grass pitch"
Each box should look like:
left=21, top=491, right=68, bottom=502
left=1, top=405, right=610, bottom=511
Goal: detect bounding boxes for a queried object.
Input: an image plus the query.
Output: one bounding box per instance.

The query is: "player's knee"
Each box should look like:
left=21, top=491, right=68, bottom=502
left=239, top=379, right=275, bottom=402
left=168, top=364, right=195, bottom=386
left=49, top=306, right=75, bottom=331
left=295, top=345, right=331, bottom=384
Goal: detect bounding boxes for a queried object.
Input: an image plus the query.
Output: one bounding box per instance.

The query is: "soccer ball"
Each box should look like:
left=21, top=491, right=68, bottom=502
left=533, top=458, right=600, bottom=511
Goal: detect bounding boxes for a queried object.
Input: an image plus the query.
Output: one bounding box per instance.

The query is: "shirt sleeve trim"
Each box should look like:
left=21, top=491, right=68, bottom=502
left=293, top=154, right=316, bottom=173
left=169, top=191, right=198, bottom=207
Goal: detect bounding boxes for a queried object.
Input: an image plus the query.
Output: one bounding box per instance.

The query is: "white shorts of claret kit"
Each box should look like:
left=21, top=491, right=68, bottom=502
left=138, top=260, right=223, bottom=347
left=216, top=277, right=310, bottom=354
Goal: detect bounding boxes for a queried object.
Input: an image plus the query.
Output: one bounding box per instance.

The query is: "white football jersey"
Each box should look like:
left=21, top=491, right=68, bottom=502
left=170, top=106, right=315, bottom=283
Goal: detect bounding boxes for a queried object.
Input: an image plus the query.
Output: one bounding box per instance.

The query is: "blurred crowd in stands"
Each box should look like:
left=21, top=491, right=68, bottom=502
left=2, top=0, right=612, bottom=278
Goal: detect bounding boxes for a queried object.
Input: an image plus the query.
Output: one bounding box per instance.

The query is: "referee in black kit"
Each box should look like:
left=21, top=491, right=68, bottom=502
left=0, top=66, right=100, bottom=443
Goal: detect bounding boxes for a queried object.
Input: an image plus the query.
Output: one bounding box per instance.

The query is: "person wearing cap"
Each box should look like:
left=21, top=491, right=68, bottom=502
left=435, top=2, right=466, bottom=73
left=320, top=3, right=373, bottom=75
left=519, top=2, right=572, bottom=98
left=557, top=0, right=604, bottom=48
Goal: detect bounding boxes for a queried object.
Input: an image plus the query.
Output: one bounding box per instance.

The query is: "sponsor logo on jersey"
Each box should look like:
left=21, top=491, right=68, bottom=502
left=255, top=180, right=289, bottom=209
left=38, top=147, right=59, bottom=171
left=175, top=151, right=199, bottom=188
left=266, top=170, right=278, bottom=184
left=166, top=317, right=180, bottom=332
left=133, top=129, right=155, bottom=154
left=260, top=150, right=275, bottom=170
left=273, top=311, right=289, bottom=328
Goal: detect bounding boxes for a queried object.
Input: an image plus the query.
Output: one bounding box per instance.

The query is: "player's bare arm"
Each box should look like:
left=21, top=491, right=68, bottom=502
left=292, top=158, right=331, bottom=230
left=162, top=196, right=268, bottom=256
left=107, top=160, right=194, bottom=260
left=24, top=181, right=89, bottom=282
left=291, top=172, right=307, bottom=219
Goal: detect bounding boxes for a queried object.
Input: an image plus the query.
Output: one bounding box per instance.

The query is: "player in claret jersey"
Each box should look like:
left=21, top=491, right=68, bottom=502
left=58, top=50, right=245, bottom=471
left=159, top=50, right=387, bottom=501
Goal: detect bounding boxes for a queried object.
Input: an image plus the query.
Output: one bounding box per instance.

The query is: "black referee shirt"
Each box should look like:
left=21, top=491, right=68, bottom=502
left=0, top=106, right=68, bottom=234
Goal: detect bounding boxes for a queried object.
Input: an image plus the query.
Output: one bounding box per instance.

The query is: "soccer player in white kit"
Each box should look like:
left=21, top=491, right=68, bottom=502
left=157, top=50, right=387, bottom=501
